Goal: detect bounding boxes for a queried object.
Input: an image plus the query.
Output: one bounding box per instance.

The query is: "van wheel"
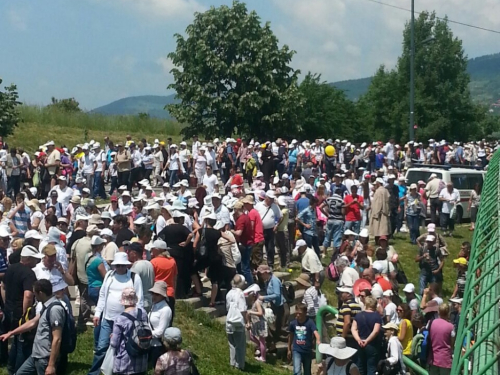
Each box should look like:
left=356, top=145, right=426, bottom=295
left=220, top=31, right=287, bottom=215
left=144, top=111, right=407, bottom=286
left=456, top=206, right=463, bottom=224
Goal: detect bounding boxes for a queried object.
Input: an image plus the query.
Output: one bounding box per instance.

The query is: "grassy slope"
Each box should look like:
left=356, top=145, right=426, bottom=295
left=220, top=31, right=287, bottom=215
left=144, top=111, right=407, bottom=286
left=8, top=106, right=184, bottom=152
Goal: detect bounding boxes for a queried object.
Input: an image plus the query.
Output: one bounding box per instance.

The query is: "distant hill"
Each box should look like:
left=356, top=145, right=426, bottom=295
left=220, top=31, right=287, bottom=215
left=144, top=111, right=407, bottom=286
left=92, top=53, right=500, bottom=118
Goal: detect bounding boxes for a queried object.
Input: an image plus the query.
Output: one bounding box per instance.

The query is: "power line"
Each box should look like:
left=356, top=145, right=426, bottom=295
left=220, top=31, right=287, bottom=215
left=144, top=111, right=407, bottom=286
left=362, top=0, right=500, bottom=35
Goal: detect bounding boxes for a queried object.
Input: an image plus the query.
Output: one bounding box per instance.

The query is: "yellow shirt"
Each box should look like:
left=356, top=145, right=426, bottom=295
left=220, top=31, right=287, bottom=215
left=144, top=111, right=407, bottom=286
left=400, top=318, right=413, bottom=355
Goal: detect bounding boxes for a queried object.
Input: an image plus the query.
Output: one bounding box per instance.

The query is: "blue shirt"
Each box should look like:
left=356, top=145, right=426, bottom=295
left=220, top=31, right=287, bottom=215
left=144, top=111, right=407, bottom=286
left=398, top=184, right=408, bottom=207
left=297, top=206, right=317, bottom=237
left=375, top=153, right=385, bottom=169
left=289, top=318, right=317, bottom=354
left=262, top=275, right=283, bottom=306
left=227, top=145, right=236, bottom=161
left=296, top=197, right=310, bottom=215
left=11, top=208, right=30, bottom=238
left=289, top=149, right=298, bottom=164
left=331, top=183, right=347, bottom=197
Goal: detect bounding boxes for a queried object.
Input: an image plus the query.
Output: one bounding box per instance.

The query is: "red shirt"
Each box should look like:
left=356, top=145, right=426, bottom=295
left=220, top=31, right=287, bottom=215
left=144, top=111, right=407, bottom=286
left=235, top=214, right=253, bottom=246
left=151, top=256, right=178, bottom=298
left=344, top=194, right=363, bottom=222
left=248, top=208, right=264, bottom=244
left=376, top=276, right=392, bottom=291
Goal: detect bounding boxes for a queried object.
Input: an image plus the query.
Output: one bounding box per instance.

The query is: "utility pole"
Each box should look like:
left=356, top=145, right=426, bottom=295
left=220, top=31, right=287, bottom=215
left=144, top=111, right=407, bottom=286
left=409, top=0, right=415, bottom=141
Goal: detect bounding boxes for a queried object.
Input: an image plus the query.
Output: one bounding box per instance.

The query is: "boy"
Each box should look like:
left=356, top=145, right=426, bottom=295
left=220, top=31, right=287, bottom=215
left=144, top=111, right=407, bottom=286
left=288, top=303, right=320, bottom=375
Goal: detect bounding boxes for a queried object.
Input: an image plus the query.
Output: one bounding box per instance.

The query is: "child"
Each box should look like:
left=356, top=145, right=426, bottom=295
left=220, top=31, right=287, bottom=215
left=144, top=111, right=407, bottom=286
left=288, top=303, right=320, bottom=375
left=246, top=289, right=267, bottom=362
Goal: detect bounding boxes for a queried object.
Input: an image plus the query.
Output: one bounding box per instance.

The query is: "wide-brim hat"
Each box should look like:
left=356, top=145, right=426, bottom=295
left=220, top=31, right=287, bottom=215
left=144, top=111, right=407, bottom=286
left=149, top=281, right=168, bottom=298
left=120, top=287, right=138, bottom=306
left=111, top=252, right=131, bottom=266
left=295, top=273, right=312, bottom=288
left=318, top=337, right=357, bottom=360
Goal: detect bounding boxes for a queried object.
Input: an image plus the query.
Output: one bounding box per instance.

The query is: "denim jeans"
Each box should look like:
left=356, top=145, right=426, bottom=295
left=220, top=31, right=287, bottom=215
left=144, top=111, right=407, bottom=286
left=93, top=171, right=106, bottom=199
left=88, top=318, right=114, bottom=375
left=169, top=170, right=179, bottom=187
left=419, top=270, right=444, bottom=295
left=357, top=343, right=380, bottom=375
left=407, top=214, right=420, bottom=244
left=15, top=356, right=49, bottom=375
left=8, top=334, right=32, bottom=374
left=303, top=233, right=321, bottom=257
left=240, top=244, right=254, bottom=285
left=293, top=351, right=312, bottom=375
left=323, top=220, right=344, bottom=249
left=344, top=220, right=361, bottom=237
left=440, top=212, right=454, bottom=232
left=288, top=162, right=296, bottom=176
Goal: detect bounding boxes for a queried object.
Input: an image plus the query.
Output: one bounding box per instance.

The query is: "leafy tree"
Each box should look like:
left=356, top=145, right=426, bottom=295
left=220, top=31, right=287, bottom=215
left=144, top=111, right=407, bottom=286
left=358, top=12, right=480, bottom=142
left=0, top=79, right=21, bottom=137
left=297, top=73, right=359, bottom=140
left=138, top=112, right=150, bottom=120
left=47, top=97, right=81, bottom=112
left=167, top=0, right=303, bottom=139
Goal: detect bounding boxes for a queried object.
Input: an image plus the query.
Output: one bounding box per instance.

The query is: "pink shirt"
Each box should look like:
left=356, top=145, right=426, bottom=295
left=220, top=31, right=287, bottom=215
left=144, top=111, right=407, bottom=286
left=429, top=318, right=455, bottom=368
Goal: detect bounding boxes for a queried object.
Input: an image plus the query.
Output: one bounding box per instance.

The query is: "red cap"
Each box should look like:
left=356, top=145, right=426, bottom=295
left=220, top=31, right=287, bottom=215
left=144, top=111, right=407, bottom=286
left=110, top=195, right=118, bottom=202
left=379, top=235, right=388, bottom=241
left=365, top=174, right=371, bottom=179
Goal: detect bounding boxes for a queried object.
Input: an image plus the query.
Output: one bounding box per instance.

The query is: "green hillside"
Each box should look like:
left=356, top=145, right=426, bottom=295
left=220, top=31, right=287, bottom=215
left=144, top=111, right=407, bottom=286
left=91, top=53, right=500, bottom=117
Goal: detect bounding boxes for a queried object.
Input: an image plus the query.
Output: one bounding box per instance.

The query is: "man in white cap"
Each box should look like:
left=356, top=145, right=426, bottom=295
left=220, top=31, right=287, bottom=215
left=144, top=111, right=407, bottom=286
left=44, top=141, right=61, bottom=189
left=79, top=145, right=95, bottom=192
left=202, top=164, right=218, bottom=195
left=293, top=239, right=323, bottom=285
left=402, top=283, right=420, bottom=319
left=425, top=173, right=443, bottom=225
left=255, top=190, right=282, bottom=268
left=89, top=252, right=143, bottom=375
left=416, top=223, right=447, bottom=252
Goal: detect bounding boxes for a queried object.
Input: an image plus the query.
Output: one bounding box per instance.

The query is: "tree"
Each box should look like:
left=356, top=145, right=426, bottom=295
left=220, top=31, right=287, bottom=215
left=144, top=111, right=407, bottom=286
left=0, top=79, right=21, bottom=137
left=47, top=97, right=81, bottom=112
left=297, top=73, right=359, bottom=140
left=167, top=0, right=303, bottom=139
left=358, top=12, right=480, bottom=142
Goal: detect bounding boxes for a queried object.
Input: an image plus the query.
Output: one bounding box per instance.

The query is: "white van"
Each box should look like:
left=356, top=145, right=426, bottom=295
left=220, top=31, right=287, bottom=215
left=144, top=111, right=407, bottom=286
left=405, top=167, right=485, bottom=221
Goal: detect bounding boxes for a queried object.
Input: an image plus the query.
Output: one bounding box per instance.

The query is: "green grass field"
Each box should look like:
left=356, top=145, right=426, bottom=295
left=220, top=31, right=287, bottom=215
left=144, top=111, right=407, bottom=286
left=8, top=106, right=184, bottom=153
left=0, top=226, right=472, bottom=375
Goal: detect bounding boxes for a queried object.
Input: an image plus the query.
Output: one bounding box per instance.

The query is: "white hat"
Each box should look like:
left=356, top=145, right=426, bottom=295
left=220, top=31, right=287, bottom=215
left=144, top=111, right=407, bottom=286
left=134, top=217, right=148, bottom=225
left=91, top=236, right=106, bottom=246
left=256, top=171, right=264, bottom=178
left=205, top=212, right=217, bottom=221
left=118, top=185, right=127, bottom=190
left=265, top=190, right=276, bottom=199
left=318, top=337, right=357, bottom=360
left=337, top=286, right=353, bottom=294
left=152, top=239, right=168, bottom=250
left=172, top=210, right=184, bottom=218
left=24, top=230, right=42, bottom=240
left=45, top=140, right=55, bottom=146
left=100, top=228, right=113, bottom=237
left=398, top=176, right=405, bottom=182
left=277, top=196, right=286, bottom=206
left=139, top=179, right=149, bottom=186
left=0, top=226, right=10, bottom=238
left=180, top=180, right=189, bottom=187
left=383, top=290, right=393, bottom=297
left=20, top=245, right=43, bottom=259
left=376, top=177, right=384, bottom=184
left=111, top=252, right=131, bottom=266
left=344, top=229, right=357, bottom=236
left=145, top=203, right=161, bottom=211
left=295, top=239, right=307, bottom=248
left=76, top=214, right=90, bottom=222
left=403, top=283, right=415, bottom=293
left=52, top=279, right=68, bottom=293
left=449, top=297, right=463, bottom=304
left=427, top=223, right=436, bottom=232
left=188, top=197, right=199, bottom=208
left=121, top=206, right=133, bottom=215
left=180, top=141, right=187, bottom=146
left=121, top=191, right=131, bottom=197
left=359, top=228, right=369, bottom=238
left=82, top=187, right=91, bottom=194
left=162, top=182, right=170, bottom=188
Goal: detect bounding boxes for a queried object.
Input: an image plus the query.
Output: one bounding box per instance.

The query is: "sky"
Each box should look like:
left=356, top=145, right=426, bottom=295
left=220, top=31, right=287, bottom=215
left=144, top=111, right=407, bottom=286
left=1, top=0, right=499, bottom=110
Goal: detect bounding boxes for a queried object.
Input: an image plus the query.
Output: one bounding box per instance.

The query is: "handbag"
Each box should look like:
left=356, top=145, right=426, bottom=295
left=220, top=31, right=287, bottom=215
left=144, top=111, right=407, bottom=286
left=395, top=261, right=408, bottom=285
left=101, top=345, right=114, bottom=375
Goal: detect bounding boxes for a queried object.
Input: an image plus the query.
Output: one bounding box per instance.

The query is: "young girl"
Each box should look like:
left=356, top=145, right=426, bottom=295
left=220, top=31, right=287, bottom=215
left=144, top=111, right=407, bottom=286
left=245, top=289, right=267, bottom=362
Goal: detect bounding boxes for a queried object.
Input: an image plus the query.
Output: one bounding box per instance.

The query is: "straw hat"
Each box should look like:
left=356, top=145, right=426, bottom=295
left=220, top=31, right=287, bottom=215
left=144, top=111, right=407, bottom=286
left=295, top=273, right=312, bottom=288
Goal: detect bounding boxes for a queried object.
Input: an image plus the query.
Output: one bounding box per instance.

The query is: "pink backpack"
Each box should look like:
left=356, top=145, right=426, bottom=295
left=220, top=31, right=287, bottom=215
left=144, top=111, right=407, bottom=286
left=327, top=262, right=340, bottom=281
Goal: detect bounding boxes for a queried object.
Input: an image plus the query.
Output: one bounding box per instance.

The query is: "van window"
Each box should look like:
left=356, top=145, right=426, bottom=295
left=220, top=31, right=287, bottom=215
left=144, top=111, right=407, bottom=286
left=451, top=174, right=483, bottom=192
left=406, top=171, right=443, bottom=185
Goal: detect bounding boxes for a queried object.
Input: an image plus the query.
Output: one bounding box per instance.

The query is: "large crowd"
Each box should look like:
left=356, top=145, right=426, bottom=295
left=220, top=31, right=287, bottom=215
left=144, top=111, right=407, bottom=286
left=0, top=135, right=493, bottom=375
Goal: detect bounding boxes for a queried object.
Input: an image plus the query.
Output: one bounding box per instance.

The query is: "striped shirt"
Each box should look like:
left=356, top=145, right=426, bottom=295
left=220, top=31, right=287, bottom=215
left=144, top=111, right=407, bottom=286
left=336, top=299, right=361, bottom=338
left=11, top=209, right=30, bottom=238
left=302, top=286, right=319, bottom=317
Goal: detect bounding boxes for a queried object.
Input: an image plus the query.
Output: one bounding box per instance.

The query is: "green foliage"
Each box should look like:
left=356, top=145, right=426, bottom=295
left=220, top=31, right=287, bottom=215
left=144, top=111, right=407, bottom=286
left=297, top=73, right=360, bottom=140
left=358, top=12, right=483, bottom=143
left=47, top=97, right=82, bottom=112
left=0, top=79, right=21, bottom=138
left=137, top=112, right=150, bottom=120
left=167, top=0, right=303, bottom=139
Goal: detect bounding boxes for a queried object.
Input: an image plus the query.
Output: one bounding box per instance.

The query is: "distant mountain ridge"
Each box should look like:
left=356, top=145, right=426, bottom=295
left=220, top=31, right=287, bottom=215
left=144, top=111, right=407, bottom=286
left=92, top=53, right=500, bottom=118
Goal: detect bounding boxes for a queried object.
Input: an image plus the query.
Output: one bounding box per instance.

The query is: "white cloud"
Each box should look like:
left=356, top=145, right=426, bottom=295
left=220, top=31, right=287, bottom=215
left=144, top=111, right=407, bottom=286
left=98, top=0, right=205, bottom=21
left=7, top=8, right=28, bottom=31
left=271, top=0, right=500, bottom=84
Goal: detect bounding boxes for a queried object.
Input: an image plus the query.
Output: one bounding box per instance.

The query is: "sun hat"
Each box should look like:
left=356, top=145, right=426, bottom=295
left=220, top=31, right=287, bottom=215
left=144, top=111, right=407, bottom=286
left=100, top=228, right=113, bottom=237
left=449, top=297, right=463, bottom=304
left=111, top=252, right=131, bottom=266
left=427, top=223, right=436, bottom=232
left=120, top=287, right=138, bottom=306
left=82, top=187, right=91, bottom=194
left=403, top=283, right=415, bottom=293
left=382, top=322, right=399, bottom=331
left=383, top=289, right=393, bottom=297
left=423, top=300, right=439, bottom=314
left=121, top=191, right=131, bottom=197
left=86, top=225, right=100, bottom=235
left=241, top=195, right=255, bottom=205
left=133, top=217, right=148, bottom=225
left=121, top=206, right=133, bottom=215
left=265, top=190, right=275, bottom=199
left=318, top=337, right=357, bottom=360
left=353, top=279, right=372, bottom=297
left=205, top=212, right=217, bottom=221
left=20, top=245, right=43, bottom=259
left=0, top=226, right=10, bottom=238
left=344, top=229, right=357, bottom=236
left=243, top=284, right=261, bottom=296
left=256, top=264, right=272, bottom=274
left=47, top=227, right=62, bottom=243
left=163, top=327, right=182, bottom=345
left=170, top=200, right=186, bottom=211
left=91, top=235, right=106, bottom=246
left=295, top=273, right=312, bottom=288
left=277, top=196, right=286, bottom=207
left=42, top=244, right=57, bottom=256
left=453, top=257, right=468, bottom=266
left=376, top=177, right=384, bottom=184
left=89, top=214, right=103, bottom=225
left=52, top=279, right=68, bottom=293
left=410, top=183, right=417, bottom=190
left=337, top=286, right=354, bottom=294
left=70, top=196, right=81, bottom=204
left=187, top=198, right=199, bottom=208
left=25, top=230, right=43, bottom=240
left=359, top=228, right=369, bottom=238
left=149, top=281, right=168, bottom=298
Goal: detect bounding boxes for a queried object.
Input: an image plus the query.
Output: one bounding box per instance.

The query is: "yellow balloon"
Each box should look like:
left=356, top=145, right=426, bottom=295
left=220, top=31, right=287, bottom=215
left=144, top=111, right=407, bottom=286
left=325, top=145, right=335, bottom=157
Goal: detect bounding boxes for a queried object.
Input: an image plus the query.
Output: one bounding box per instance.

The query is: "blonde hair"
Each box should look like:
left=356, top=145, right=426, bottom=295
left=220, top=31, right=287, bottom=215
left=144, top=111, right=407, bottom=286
left=364, top=296, right=377, bottom=310
left=1, top=197, right=12, bottom=213
left=438, top=303, right=450, bottom=319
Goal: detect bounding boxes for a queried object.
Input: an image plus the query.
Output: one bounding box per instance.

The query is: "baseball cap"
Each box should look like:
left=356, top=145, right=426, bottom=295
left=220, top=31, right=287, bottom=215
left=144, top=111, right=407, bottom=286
left=453, top=257, right=468, bottom=266
left=20, top=245, right=43, bottom=259
left=402, top=283, right=415, bottom=293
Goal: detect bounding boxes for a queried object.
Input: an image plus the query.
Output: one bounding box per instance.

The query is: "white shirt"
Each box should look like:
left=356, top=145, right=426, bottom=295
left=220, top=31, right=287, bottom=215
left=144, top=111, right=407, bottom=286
left=301, top=248, right=323, bottom=274
left=95, top=270, right=144, bottom=320
left=80, top=154, right=95, bottom=174
left=94, top=150, right=106, bottom=173
left=148, top=300, right=172, bottom=346
left=194, top=155, right=207, bottom=171
left=33, top=263, right=64, bottom=285
left=339, top=267, right=359, bottom=287
left=255, top=201, right=282, bottom=230
left=192, top=141, right=201, bottom=159
left=386, top=336, right=405, bottom=372
left=384, top=143, right=395, bottom=160
left=154, top=151, right=164, bottom=168
left=38, top=240, right=68, bottom=271
left=54, top=186, right=74, bottom=212
left=131, top=150, right=142, bottom=168
left=155, top=215, right=167, bottom=235
left=169, top=153, right=181, bottom=171
left=179, top=149, right=191, bottom=164
left=215, top=204, right=231, bottom=228
left=384, top=302, right=400, bottom=324
left=439, top=188, right=460, bottom=214
left=225, top=287, right=247, bottom=333
left=202, top=174, right=218, bottom=195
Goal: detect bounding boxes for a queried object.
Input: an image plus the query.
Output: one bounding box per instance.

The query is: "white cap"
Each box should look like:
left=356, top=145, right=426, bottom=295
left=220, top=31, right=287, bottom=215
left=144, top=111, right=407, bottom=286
left=20, top=245, right=43, bottom=259
left=25, top=230, right=43, bottom=240
left=0, top=226, right=10, bottom=238
left=121, top=191, right=131, bottom=197
left=134, top=217, right=148, bottom=225
left=403, top=283, right=415, bottom=293
left=256, top=171, right=264, bottom=178
left=152, top=239, right=168, bottom=250
left=376, top=178, right=384, bottom=184
left=91, top=236, right=106, bottom=246
left=295, top=239, right=307, bottom=248
left=265, top=190, right=276, bottom=199
left=383, top=290, right=393, bottom=297
left=100, top=228, right=113, bottom=237
left=427, top=223, right=436, bottom=232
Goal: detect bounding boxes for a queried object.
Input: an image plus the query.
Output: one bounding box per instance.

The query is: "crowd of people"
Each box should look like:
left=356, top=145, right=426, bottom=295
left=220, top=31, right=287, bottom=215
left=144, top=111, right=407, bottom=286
left=0, top=135, right=488, bottom=375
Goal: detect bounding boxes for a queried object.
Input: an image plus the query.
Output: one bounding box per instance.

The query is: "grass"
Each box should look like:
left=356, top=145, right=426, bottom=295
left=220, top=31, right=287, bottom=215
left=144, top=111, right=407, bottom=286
left=0, top=226, right=472, bottom=375
left=8, top=106, right=184, bottom=153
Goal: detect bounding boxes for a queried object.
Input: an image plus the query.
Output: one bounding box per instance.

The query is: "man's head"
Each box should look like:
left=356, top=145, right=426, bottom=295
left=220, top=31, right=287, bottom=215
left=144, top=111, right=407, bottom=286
left=264, top=190, right=275, bottom=206
left=335, top=257, right=350, bottom=273
left=206, top=165, right=213, bottom=175
left=337, top=287, right=353, bottom=302
left=42, top=244, right=57, bottom=269
left=20, top=245, right=43, bottom=268
left=111, top=252, right=131, bottom=275
left=295, top=303, right=307, bottom=322
left=309, top=196, right=318, bottom=208
left=361, top=268, right=375, bottom=283
left=294, top=239, right=308, bottom=256
left=150, top=239, right=168, bottom=259
left=447, top=182, right=454, bottom=192
left=127, top=242, right=144, bottom=264
left=33, top=279, right=53, bottom=304
left=403, top=283, right=416, bottom=299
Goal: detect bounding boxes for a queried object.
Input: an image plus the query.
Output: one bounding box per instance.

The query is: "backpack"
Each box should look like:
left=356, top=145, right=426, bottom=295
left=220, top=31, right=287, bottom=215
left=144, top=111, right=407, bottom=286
left=327, top=262, right=340, bottom=282
left=281, top=281, right=295, bottom=304
left=419, top=319, right=434, bottom=364
left=19, top=303, right=38, bottom=342
left=327, top=358, right=353, bottom=374
left=122, top=308, right=153, bottom=357
left=46, top=301, right=77, bottom=354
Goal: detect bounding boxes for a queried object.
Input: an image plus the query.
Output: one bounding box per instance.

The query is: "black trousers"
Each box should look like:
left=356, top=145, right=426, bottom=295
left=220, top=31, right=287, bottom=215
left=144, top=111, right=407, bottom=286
left=263, top=228, right=275, bottom=268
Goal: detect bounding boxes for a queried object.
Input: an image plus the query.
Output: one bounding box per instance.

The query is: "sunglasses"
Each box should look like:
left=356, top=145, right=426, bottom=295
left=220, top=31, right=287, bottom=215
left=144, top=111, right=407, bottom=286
left=397, top=309, right=404, bottom=312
